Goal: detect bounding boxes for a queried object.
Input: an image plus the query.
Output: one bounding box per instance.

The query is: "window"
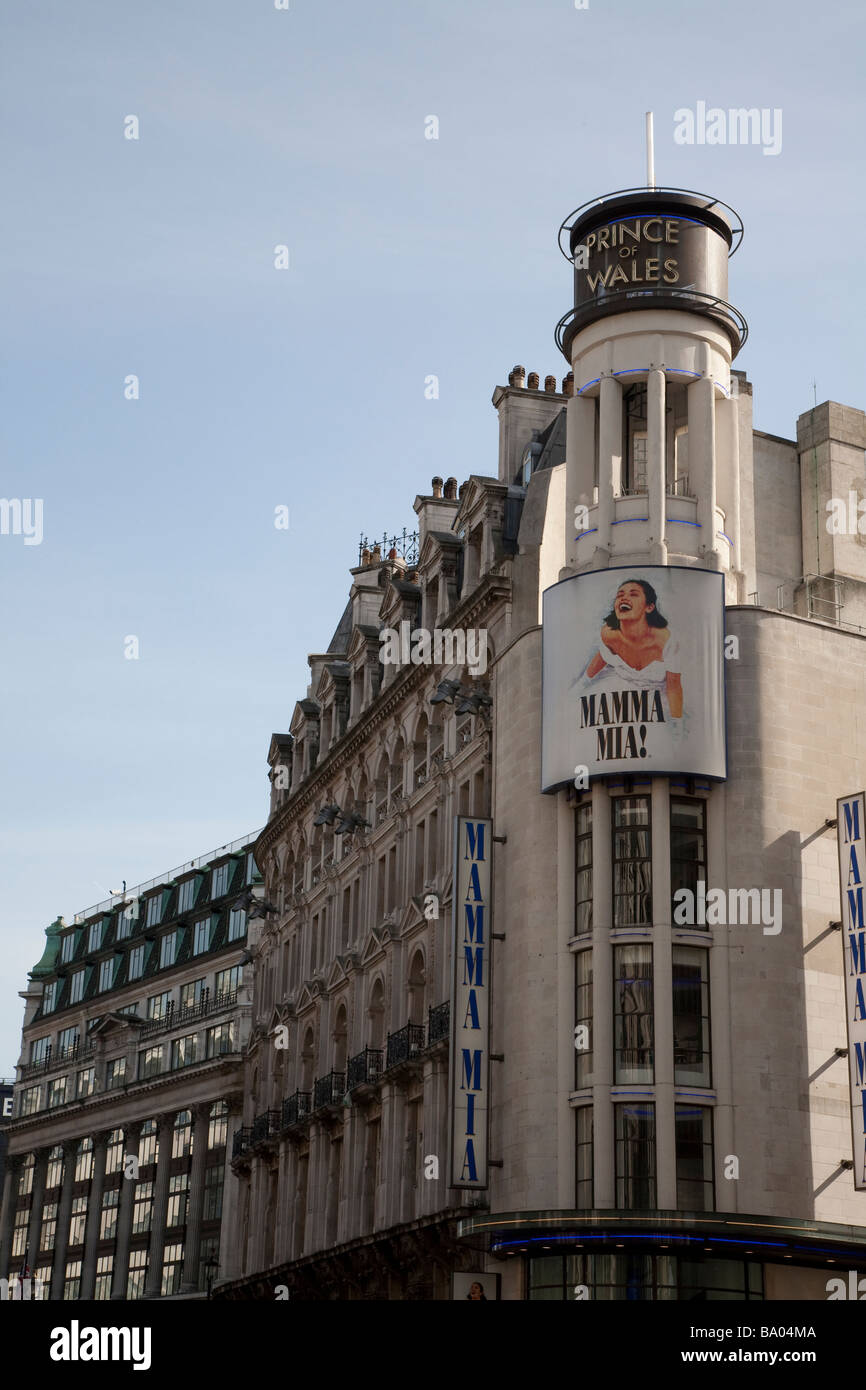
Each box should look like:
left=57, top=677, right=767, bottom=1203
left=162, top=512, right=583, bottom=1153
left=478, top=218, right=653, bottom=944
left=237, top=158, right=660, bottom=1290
left=160, top=1242, right=185, bottom=1297
left=673, top=947, right=711, bottom=1085
left=116, top=911, right=134, bottom=941
left=193, top=917, right=211, bottom=956
left=671, top=799, right=707, bottom=927
left=167, top=1173, right=189, bottom=1228
left=172, top=1110, right=193, bottom=1158
left=46, top=1146, right=65, bottom=1189
left=30, top=1035, right=50, bottom=1064
left=171, top=1033, right=199, bottom=1070
left=69, top=969, right=86, bottom=1004
left=139, top=1045, right=164, bottom=1080
left=614, top=945, right=654, bottom=1083
left=119, top=1002, right=139, bottom=1017
left=615, top=1103, right=656, bottom=1209
left=208, top=1102, right=228, bottom=1150
left=17, top=1154, right=35, bottom=1196
left=575, top=802, right=592, bottom=933
left=203, top=1164, right=224, bottom=1220
left=21, top=1085, right=43, bottom=1115
left=212, top=863, right=230, bottom=899
left=47, top=1076, right=68, bottom=1108
left=77, top=1066, right=95, bottom=1098
left=215, top=965, right=241, bottom=1000
left=160, top=932, right=177, bottom=969
left=198, top=1235, right=220, bottom=1293
left=40, top=1202, right=58, bottom=1251
left=68, top=1195, right=88, bottom=1246
left=106, top=1058, right=127, bottom=1090
left=180, top=978, right=207, bottom=1011
left=138, top=1119, right=157, bottom=1166
left=127, top=1248, right=148, bottom=1300
left=575, top=1106, right=593, bottom=1209
left=98, top=958, right=116, bottom=992
left=178, top=877, right=197, bottom=914
left=613, top=797, right=652, bottom=926
left=58, top=1026, right=79, bottom=1056
left=88, top=921, right=104, bottom=953
left=12, top=1209, right=29, bottom=1259
left=147, top=991, right=172, bottom=1021
left=228, top=907, right=246, bottom=942
left=145, top=895, right=163, bottom=927
left=100, top=1188, right=120, bottom=1241
left=63, top=1259, right=82, bottom=1300
left=246, top=851, right=261, bottom=885
left=106, top=1128, right=124, bottom=1174
left=33, top=1267, right=52, bottom=1300
left=74, top=1137, right=93, bottom=1182
left=42, top=981, right=58, bottom=1014
left=206, top=1022, right=235, bottom=1058
left=676, top=1106, right=714, bottom=1209
left=132, top=1181, right=154, bottom=1235
left=574, top=951, right=592, bottom=1088
left=94, top=1254, right=114, bottom=1300
left=128, top=945, right=146, bottom=981
left=673, top=426, right=689, bottom=494
left=60, top=932, right=76, bottom=964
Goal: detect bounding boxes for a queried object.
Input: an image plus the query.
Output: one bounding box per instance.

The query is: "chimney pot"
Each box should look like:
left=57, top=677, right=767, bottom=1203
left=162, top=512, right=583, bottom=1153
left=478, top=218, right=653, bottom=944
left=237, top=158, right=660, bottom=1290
left=509, top=364, right=526, bottom=389
left=371, top=543, right=381, bottom=562
left=387, top=547, right=397, bottom=561
left=544, top=374, right=556, bottom=393
left=527, top=372, right=540, bottom=391
left=444, top=476, right=457, bottom=500
left=562, top=371, right=574, bottom=397
left=431, top=476, right=444, bottom=498
left=361, top=546, right=371, bottom=565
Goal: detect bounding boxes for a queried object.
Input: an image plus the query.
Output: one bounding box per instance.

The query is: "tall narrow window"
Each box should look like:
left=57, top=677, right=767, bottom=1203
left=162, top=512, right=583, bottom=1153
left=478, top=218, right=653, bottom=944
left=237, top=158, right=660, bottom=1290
left=575, top=1107, right=593, bottom=1209
left=615, top=1103, right=656, bottom=1209
left=671, top=798, right=706, bottom=927
left=612, top=797, right=651, bottom=926
left=574, top=801, right=592, bottom=933
left=574, top=951, right=593, bottom=1087
left=673, top=947, right=711, bottom=1085
left=675, top=1105, right=714, bottom=1210
left=614, top=945, right=654, bottom=1083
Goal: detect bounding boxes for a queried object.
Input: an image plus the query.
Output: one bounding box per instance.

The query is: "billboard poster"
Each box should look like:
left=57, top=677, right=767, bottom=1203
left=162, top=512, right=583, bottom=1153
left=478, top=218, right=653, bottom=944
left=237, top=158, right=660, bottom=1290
left=448, top=817, right=492, bottom=1190
left=837, top=792, right=866, bottom=1190
left=542, top=565, right=726, bottom=789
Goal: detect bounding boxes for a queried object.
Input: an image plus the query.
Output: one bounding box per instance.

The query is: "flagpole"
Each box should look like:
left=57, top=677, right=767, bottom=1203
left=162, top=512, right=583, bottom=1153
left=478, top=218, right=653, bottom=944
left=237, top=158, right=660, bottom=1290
left=645, top=111, right=655, bottom=189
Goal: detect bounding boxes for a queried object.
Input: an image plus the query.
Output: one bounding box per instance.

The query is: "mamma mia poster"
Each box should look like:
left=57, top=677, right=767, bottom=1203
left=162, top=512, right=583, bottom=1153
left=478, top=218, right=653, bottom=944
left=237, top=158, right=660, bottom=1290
left=541, top=565, right=726, bottom=789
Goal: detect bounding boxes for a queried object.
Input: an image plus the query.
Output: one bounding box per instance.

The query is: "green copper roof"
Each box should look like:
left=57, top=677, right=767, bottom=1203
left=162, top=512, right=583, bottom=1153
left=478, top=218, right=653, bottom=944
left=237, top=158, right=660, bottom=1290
left=29, top=917, right=64, bottom=979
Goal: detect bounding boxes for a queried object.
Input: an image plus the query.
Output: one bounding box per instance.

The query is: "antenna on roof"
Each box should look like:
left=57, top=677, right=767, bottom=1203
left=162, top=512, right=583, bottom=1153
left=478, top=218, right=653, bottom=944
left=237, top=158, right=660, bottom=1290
left=645, top=111, right=655, bottom=190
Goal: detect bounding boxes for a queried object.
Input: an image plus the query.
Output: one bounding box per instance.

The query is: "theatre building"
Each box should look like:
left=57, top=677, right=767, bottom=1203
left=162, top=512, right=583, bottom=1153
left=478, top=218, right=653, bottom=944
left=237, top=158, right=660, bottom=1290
left=220, top=179, right=866, bottom=1301
left=0, top=835, right=259, bottom=1299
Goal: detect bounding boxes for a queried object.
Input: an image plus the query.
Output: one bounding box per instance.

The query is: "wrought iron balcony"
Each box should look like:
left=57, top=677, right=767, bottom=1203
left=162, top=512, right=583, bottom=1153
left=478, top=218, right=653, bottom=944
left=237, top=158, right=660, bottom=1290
left=232, top=1127, right=253, bottom=1160
left=313, top=1072, right=345, bottom=1110
left=427, top=1000, right=450, bottom=1046
left=20, top=1040, right=94, bottom=1080
left=138, top=989, right=238, bottom=1038
left=346, top=1047, right=383, bottom=1091
left=281, top=1090, right=311, bottom=1128
left=386, top=1022, right=425, bottom=1070
left=251, top=1109, right=281, bottom=1145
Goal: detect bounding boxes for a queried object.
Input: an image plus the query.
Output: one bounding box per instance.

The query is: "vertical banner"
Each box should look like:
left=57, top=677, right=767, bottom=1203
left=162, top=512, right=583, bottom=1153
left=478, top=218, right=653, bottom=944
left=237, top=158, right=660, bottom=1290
left=449, top=817, right=492, bottom=1189
left=837, top=792, right=866, bottom=1191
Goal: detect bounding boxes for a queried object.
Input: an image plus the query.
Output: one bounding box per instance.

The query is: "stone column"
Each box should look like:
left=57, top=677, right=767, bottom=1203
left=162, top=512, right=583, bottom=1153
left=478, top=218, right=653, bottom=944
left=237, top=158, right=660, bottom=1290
left=591, top=781, right=615, bottom=1208
left=180, top=1104, right=210, bottom=1293
left=24, top=1151, right=47, bottom=1280
left=647, top=367, right=668, bottom=564
left=80, top=1131, right=110, bottom=1298
left=143, top=1114, right=174, bottom=1298
left=0, top=1155, right=22, bottom=1278
left=595, top=373, right=622, bottom=564
left=651, top=778, right=676, bottom=1209
left=566, top=392, right=598, bottom=570
left=50, top=1140, right=77, bottom=1296
left=690, top=374, right=719, bottom=567
left=110, top=1120, right=142, bottom=1299
left=218, top=1104, right=244, bottom=1282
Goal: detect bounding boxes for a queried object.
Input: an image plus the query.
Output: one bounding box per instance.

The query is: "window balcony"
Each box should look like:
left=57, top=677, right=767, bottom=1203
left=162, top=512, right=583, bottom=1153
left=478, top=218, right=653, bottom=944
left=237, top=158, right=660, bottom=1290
left=281, top=1090, right=311, bottom=1128
left=251, top=1109, right=281, bottom=1145
left=138, top=989, right=238, bottom=1039
left=346, top=1048, right=383, bottom=1092
left=232, top=1127, right=253, bottom=1160
left=312, top=1072, right=345, bottom=1111
left=427, top=1000, right=450, bottom=1046
left=20, top=1041, right=94, bottom=1081
left=386, top=1022, right=425, bottom=1070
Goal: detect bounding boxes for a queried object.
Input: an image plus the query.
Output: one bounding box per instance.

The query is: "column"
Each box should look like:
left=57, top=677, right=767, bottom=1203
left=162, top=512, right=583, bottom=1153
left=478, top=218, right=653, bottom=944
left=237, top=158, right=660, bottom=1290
left=690, top=374, right=719, bottom=567
left=557, top=792, right=576, bottom=1208
left=647, top=368, right=668, bottom=564
left=50, top=1140, right=77, bottom=1297
left=218, top=1104, right=244, bottom=1282
left=110, top=1120, right=141, bottom=1299
left=25, top=1151, right=48, bottom=1280
left=707, top=784, right=735, bottom=1211
left=566, top=392, right=598, bottom=570
left=591, top=781, right=615, bottom=1207
left=273, top=1134, right=292, bottom=1263
left=652, top=779, right=676, bottom=1209
left=595, top=374, right=622, bottom=564
left=143, top=1114, right=174, bottom=1298
left=0, top=1156, right=22, bottom=1277
left=80, top=1131, right=109, bottom=1298
left=180, top=1104, right=210, bottom=1293
left=717, top=394, right=742, bottom=589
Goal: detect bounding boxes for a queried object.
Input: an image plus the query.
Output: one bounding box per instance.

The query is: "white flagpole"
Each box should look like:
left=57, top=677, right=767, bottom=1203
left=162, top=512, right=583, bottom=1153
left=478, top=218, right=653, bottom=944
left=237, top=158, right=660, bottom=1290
left=645, top=111, right=655, bottom=189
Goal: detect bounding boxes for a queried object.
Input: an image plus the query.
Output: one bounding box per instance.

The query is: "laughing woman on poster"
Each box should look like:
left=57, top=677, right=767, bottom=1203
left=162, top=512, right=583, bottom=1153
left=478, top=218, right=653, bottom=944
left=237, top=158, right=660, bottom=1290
left=579, top=578, right=683, bottom=720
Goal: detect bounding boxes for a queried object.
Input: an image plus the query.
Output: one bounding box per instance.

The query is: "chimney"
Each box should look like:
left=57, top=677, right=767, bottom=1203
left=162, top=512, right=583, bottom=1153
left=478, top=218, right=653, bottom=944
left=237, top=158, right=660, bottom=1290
left=544, top=375, right=557, bottom=393
left=492, top=365, right=567, bottom=483
left=443, top=477, right=458, bottom=500
left=527, top=371, right=540, bottom=391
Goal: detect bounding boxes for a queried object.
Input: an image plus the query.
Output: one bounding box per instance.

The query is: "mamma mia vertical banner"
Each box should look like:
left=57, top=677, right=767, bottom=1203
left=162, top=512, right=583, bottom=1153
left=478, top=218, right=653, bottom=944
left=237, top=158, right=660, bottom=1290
left=541, top=565, right=726, bottom=789
left=837, top=792, right=866, bottom=1191
left=449, top=817, right=492, bottom=1189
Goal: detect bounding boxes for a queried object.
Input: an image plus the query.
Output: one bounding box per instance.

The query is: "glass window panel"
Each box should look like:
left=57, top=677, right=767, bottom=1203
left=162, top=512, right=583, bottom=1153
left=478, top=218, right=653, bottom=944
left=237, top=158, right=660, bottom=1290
left=614, top=945, right=654, bottom=1083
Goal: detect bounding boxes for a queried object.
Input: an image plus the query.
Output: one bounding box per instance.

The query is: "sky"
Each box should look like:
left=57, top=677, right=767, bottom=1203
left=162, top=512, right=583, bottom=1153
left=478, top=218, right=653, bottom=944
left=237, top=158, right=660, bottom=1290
left=1, top=0, right=864, bottom=1073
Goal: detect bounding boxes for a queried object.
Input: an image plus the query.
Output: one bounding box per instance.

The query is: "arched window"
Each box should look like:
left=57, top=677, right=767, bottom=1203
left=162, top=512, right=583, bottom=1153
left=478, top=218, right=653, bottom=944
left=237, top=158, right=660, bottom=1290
left=368, top=978, right=385, bottom=1051
left=138, top=1119, right=157, bottom=1166
left=105, top=1130, right=124, bottom=1176
left=208, top=1101, right=228, bottom=1150
left=172, top=1110, right=193, bottom=1159
left=333, top=1003, right=348, bottom=1075
left=413, top=717, right=429, bottom=789
left=17, top=1152, right=35, bottom=1197
left=408, top=950, right=427, bottom=1026
left=301, top=1027, right=316, bottom=1094
left=74, top=1136, right=93, bottom=1183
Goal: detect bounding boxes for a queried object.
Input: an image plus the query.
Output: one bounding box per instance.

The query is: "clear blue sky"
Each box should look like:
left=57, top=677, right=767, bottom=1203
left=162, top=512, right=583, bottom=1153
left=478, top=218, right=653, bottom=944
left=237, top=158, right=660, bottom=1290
left=2, top=0, right=864, bottom=1072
